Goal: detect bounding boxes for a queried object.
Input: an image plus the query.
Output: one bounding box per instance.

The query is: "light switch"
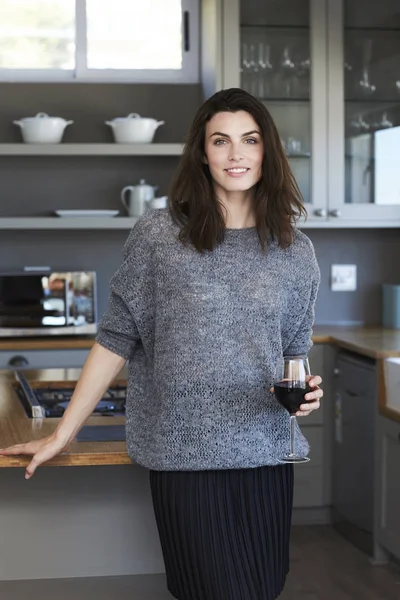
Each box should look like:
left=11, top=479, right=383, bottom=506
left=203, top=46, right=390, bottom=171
left=331, top=264, right=357, bottom=292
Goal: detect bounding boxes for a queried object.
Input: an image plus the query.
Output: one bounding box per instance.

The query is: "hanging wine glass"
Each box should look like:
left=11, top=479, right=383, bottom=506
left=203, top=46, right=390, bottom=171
left=257, top=42, right=273, bottom=98
left=296, top=57, right=311, bottom=98
left=357, top=40, right=376, bottom=98
left=240, top=42, right=251, bottom=93
left=279, top=47, right=296, bottom=97
left=297, top=57, right=311, bottom=78
left=247, top=43, right=259, bottom=97
left=349, top=114, right=370, bottom=133
left=358, top=66, right=376, bottom=97
left=377, top=112, right=393, bottom=129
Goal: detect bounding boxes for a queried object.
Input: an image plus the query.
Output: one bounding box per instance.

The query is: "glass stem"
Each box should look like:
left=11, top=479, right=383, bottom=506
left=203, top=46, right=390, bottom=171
left=289, top=415, right=296, bottom=456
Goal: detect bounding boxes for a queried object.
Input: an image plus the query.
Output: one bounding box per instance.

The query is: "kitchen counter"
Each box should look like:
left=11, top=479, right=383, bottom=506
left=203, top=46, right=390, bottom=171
left=0, top=368, right=132, bottom=468
left=312, top=326, right=400, bottom=359
left=1, top=326, right=400, bottom=358
left=0, top=337, right=96, bottom=350
left=1, top=327, right=400, bottom=469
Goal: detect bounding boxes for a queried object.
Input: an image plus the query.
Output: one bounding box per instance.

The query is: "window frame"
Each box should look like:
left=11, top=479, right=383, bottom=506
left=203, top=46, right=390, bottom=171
left=0, top=0, right=199, bottom=84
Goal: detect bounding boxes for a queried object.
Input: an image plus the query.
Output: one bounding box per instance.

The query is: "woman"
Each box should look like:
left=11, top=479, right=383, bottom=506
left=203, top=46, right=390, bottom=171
left=0, top=88, right=323, bottom=600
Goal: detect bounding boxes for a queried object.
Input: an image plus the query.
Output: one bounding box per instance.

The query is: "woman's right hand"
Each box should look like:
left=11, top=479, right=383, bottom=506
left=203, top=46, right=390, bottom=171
left=0, top=432, right=72, bottom=479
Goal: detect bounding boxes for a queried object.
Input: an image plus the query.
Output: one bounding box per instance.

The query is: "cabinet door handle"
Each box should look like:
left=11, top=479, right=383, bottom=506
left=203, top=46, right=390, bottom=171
left=329, top=209, right=341, bottom=218
left=183, top=11, right=190, bottom=51
left=344, top=389, right=360, bottom=398
left=314, top=209, right=327, bottom=217
left=8, top=355, right=29, bottom=367
left=333, top=367, right=340, bottom=376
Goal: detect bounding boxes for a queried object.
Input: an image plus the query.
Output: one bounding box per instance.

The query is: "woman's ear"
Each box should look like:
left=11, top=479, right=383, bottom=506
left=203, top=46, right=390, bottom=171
left=202, top=155, right=208, bottom=165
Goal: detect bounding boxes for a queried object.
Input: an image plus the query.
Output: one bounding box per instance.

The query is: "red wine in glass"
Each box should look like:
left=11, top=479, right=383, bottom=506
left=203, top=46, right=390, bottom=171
left=274, top=381, right=311, bottom=415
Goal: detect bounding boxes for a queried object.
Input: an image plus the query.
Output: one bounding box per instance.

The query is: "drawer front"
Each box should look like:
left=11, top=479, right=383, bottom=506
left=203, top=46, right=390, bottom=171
left=298, top=426, right=324, bottom=466
left=294, top=465, right=324, bottom=507
left=0, top=349, right=90, bottom=370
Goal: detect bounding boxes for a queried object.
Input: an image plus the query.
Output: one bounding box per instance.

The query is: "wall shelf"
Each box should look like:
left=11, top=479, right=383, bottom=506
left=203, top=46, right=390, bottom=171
left=0, top=217, right=138, bottom=229
left=1, top=216, right=400, bottom=231
left=0, top=143, right=184, bottom=156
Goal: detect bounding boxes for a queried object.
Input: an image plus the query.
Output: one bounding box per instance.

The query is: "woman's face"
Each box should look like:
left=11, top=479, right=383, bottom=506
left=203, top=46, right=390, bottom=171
left=203, top=110, right=264, bottom=198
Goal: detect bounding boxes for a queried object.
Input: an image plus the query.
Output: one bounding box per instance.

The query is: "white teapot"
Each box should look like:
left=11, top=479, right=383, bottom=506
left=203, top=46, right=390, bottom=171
left=121, top=179, right=158, bottom=217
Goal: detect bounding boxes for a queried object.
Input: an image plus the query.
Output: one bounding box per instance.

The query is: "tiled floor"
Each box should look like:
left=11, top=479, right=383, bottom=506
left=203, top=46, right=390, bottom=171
left=1, top=526, right=399, bottom=599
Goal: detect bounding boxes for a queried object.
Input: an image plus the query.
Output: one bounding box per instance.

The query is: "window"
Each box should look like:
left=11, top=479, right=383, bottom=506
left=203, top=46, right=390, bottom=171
left=0, top=0, right=199, bottom=83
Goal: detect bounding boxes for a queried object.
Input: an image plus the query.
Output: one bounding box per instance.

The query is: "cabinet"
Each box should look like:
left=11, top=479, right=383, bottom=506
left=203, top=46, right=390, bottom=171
left=293, top=343, right=332, bottom=513
left=376, top=416, right=400, bottom=562
left=219, top=0, right=328, bottom=225
left=332, top=350, right=377, bottom=554
left=0, top=349, right=90, bottom=370
left=328, top=1, right=400, bottom=223
left=217, top=0, right=400, bottom=227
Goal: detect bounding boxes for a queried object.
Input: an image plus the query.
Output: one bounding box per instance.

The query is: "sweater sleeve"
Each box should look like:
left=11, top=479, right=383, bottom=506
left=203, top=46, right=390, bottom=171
left=282, top=274, right=320, bottom=357
left=282, top=234, right=321, bottom=358
left=95, top=216, right=153, bottom=360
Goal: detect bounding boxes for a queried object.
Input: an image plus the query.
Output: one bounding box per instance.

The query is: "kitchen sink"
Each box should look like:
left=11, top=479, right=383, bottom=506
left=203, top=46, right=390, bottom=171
left=384, top=358, right=400, bottom=411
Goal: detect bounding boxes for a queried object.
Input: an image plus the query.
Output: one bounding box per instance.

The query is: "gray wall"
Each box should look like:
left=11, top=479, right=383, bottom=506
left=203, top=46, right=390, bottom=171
left=1, top=227, right=399, bottom=327
left=306, top=228, right=400, bottom=326
left=1, top=83, right=400, bottom=327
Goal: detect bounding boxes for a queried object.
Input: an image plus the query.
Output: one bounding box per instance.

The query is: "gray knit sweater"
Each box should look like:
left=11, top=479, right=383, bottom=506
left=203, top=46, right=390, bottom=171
left=96, top=209, right=320, bottom=471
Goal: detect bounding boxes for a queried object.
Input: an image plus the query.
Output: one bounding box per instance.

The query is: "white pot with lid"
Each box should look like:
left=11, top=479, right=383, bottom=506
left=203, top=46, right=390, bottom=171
left=13, top=112, right=73, bottom=144
left=106, top=113, right=165, bottom=144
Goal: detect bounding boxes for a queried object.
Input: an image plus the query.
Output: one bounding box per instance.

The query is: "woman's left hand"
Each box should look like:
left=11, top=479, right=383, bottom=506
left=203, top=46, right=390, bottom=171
left=297, top=375, right=323, bottom=417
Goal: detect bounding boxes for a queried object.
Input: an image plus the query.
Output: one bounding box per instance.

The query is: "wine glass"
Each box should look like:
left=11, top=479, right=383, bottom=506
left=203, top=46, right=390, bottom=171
left=257, top=42, right=273, bottom=98
left=274, top=355, right=311, bottom=464
left=279, top=46, right=296, bottom=97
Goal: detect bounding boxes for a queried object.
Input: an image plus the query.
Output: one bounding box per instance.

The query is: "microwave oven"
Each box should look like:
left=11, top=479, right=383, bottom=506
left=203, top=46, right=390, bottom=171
left=0, top=270, right=97, bottom=337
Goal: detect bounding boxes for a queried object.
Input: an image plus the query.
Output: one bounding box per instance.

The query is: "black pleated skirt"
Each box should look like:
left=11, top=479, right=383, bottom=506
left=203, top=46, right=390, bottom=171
left=149, top=464, right=294, bottom=600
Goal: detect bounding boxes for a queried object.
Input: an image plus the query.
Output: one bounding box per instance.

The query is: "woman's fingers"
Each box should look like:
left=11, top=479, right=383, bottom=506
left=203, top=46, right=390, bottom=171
left=296, top=399, right=320, bottom=417
left=307, top=375, right=322, bottom=388
left=0, top=435, right=70, bottom=479
left=0, top=440, right=43, bottom=456
left=25, top=444, right=59, bottom=479
left=304, top=386, right=323, bottom=402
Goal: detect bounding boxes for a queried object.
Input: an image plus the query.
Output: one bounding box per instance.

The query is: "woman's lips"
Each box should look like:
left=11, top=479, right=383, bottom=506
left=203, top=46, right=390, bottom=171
left=224, top=167, right=250, bottom=178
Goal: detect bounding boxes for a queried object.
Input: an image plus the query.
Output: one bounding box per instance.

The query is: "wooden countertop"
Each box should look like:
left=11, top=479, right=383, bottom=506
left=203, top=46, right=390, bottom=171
left=0, top=368, right=132, bottom=469
left=0, top=337, right=96, bottom=350
left=1, top=326, right=400, bottom=469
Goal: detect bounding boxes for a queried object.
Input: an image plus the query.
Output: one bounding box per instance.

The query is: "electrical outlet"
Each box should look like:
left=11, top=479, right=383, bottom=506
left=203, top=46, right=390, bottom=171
left=331, top=264, right=357, bottom=292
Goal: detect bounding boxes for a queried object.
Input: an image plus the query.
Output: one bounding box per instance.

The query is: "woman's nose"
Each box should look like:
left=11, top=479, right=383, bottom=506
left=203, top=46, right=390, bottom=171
left=228, top=146, right=244, bottom=162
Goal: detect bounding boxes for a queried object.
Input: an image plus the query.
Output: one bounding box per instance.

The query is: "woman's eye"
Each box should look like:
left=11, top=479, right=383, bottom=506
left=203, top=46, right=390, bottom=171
left=245, top=138, right=257, bottom=144
left=214, top=139, right=226, bottom=145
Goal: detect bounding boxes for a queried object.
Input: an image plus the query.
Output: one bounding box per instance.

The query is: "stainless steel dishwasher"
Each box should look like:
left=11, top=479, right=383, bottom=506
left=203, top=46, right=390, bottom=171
left=332, top=349, right=377, bottom=555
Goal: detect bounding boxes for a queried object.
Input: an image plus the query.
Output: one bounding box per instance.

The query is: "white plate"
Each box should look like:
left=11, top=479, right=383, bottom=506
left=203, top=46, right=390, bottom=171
left=55, top=210, right=119, bottom=218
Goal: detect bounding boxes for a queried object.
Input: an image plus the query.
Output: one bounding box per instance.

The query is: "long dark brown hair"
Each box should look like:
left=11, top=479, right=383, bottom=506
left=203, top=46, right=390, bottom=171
left=168, top=87, right=307, bottom=252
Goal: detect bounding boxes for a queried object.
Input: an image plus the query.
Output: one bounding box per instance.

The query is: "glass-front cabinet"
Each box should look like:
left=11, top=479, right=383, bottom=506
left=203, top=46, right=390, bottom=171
left=328, top=0, right=400, bottom=222
left=221, top=0, right=328, bottom=224
left=218, top=0, right=400, bottom=225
